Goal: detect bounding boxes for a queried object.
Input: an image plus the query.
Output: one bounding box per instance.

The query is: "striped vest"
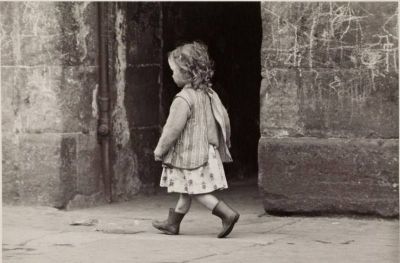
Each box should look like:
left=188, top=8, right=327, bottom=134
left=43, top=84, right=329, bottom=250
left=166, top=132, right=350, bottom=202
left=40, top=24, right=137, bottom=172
left=163, top=88, right=209, bottom=169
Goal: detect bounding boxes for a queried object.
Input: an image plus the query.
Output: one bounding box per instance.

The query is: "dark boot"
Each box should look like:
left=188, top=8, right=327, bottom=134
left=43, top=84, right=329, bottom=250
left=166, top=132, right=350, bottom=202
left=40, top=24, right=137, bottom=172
left=152, top=208, right=185, bottom=235
left=212, top=200, right=240, bottom=238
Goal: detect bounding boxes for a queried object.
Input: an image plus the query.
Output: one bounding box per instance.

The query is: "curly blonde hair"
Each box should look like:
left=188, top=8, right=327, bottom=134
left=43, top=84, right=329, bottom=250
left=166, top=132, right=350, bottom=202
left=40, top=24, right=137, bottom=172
left=168, top=41, right=215, bottom=89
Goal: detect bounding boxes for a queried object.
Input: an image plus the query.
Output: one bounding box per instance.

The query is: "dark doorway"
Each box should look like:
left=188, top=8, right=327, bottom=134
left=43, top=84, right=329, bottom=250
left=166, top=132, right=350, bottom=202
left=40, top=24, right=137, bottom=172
left=162, top=2, right=262, bottom=181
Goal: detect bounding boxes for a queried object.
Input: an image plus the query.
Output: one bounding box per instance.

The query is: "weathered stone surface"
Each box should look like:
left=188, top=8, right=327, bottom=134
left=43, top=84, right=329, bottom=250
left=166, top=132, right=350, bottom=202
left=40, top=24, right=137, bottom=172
left=0, top=2, right=97, bottom=66
left=76, top=134, right=102, bottom=195
left=12, top=67, right=64, bottom=132
left=10, top=133, right=102, bottom=207
left=109, top=2, right=163, bottom=196
left=259, top=2, right=398, bottom=217
left=258, top=137, right=399, bottom=217
left=2, top=66, right=98, bottom=134
left=2, top=133, right=20, bottom=204
left=110, top=4, right=144, bottom=201
left=1, top=2, right=102, bottom=207
left=17, top=134, right=66, bottom=206
left=54, top=66, right=99, bottom=133
left=260, top=70, right=303, bottom=138
left=59, top=135, right=78, bottom=207
left=260, top=3, right=398, bottom=217
left=1, top=67, right=16, bottom=131
left=0, top=2, right=17, bottom=66
left=260, top=68, right=398, bottom=138
left=66, top=192, right=106, bottom=210
left=261, top=2, right=398, bottom=71
left=126, top=2, right=162, bottom=65
left=299, top=69, right=398, bottom=138
left=130, top=128, right=162, bottom=193
left=54, top=2, right=98, bottom=66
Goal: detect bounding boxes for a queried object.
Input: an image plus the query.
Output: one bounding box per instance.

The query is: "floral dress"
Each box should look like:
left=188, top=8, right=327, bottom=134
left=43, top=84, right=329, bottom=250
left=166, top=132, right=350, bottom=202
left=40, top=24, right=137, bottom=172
left=160, top=145, right=228, bottom=194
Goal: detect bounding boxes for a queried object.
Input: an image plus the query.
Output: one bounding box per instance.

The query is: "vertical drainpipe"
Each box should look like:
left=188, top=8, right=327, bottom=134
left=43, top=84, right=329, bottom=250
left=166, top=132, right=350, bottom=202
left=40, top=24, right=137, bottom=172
left=97, top=2, right=112, bottom=203
left=159, top=3, right=164, bottom=129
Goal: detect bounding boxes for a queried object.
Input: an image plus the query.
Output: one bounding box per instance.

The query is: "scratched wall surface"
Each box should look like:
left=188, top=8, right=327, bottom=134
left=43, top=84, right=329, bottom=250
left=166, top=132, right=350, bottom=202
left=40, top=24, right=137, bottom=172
left=260, top=2, right=398, bottom=138
left=259, top=2, right=399, bottom=216
left=1, top=2, right=103, bottom=208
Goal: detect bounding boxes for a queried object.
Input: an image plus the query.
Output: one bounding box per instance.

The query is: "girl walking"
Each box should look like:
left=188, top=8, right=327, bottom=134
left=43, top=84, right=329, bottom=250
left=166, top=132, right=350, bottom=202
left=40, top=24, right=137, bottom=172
left=152, top=41, right=240, bottom=238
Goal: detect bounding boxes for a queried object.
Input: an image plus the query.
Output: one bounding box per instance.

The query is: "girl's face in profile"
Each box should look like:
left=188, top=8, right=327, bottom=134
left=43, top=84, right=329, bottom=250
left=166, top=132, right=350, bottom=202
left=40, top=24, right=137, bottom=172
left=168, top=58, right=187, bottom=88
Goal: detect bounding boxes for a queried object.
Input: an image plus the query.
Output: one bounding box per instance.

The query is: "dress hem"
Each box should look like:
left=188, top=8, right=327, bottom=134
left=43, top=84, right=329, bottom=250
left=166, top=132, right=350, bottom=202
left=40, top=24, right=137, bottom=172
left=163, top=186, right=228, bottom=195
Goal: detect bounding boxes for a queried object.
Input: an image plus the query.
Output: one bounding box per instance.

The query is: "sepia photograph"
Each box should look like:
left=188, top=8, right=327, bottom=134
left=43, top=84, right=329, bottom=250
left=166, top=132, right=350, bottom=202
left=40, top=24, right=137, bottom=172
left=1, top=1, right=399, bottom=262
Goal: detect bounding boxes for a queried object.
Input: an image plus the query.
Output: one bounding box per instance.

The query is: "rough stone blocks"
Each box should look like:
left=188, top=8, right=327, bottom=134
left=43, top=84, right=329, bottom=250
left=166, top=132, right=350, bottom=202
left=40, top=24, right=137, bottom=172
left=16, top=134, right=75, bottom=207
left=259, top=2, right=398, bottom=217
left=1, top=2, right=102, bottom=207
left=260, top=68, right=399, bottom=139
left=3, top=133, right=102, bottom=208
left=261, top=2, right=398, bottom=71
left=258, top=137, right=399, bottom=217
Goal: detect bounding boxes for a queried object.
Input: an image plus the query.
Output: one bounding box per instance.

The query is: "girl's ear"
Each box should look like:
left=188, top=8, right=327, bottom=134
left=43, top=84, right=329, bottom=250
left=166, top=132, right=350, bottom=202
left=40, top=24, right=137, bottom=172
left=167, top=56, right=173, bottom=68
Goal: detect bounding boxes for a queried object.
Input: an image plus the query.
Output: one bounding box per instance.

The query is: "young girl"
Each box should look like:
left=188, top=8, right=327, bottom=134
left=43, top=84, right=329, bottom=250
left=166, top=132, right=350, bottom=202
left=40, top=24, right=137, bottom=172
left=152, top=41, right=240, bottom=238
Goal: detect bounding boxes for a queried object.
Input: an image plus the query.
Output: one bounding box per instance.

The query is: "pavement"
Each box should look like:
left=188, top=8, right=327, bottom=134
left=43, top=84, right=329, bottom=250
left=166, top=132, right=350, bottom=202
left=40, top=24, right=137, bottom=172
left=2, top=182, right=399, bottom=263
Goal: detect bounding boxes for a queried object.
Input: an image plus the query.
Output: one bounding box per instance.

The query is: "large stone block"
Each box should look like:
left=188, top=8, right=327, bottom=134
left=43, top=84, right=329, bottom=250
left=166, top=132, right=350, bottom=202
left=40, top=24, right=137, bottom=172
left=3, top=132, right=102, bottom=207
left=59, top=135, right=78, bottom=207
left=17, top=134, right=77, bottom=207
left=5, top=66, right=98, bottom=134
left=54, top=2, right=98, bottom=67
left=260, top=68, right=398, bottom=138
left=76, top=134, right=101, bottom=195
left=2, top=132, right=20, bottom=204
left=260, top=70, right=303, bottom=138
left=2, top=67, right=63, bottom=133
left=261, top=2, right=398, bottom=71
left=0, top=2, right=17, bottom=66
left=130, top=128, right=162, bottom=192
left=299, top=69, right=398, bottom=138
left=258, top=137, right=399, bottom=217
left=0, top=2, right=97, bottom=66
left=52, top=66, right=99, bottom=133
left=1, top=68, right=16, bottom=131
left=1, top=2, right=102, bottom=208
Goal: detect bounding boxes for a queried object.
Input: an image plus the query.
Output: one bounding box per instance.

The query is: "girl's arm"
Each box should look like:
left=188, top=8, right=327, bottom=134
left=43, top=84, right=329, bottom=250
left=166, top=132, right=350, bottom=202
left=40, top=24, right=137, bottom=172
left=222, top=106, right=231, bottom=148
left=154, top=97, right=190, bottom=159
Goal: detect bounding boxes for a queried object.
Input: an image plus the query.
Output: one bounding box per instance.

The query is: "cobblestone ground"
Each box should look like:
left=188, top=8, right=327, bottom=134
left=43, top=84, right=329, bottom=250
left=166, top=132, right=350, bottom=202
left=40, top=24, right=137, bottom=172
left=3, top=183, right=399, bottom=263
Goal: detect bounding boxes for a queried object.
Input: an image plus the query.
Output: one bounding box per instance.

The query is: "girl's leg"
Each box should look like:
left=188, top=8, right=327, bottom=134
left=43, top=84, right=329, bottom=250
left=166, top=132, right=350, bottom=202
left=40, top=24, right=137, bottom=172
left=152, top=193, right=191, bottom=235
left=194, top=193, right=239, bottom=238
left=193, top=193, right=219, bottom=210
left=175, top=193, right=192, bottom=214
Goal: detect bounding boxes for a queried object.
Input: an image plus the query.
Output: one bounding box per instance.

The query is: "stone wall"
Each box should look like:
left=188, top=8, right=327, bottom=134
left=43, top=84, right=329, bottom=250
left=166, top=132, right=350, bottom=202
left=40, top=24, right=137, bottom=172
left=1, top=2, right=103, bottom=208
left=259, top=2, right=399, bottom=217
left=109, top=2, right=163, bottom=200
left=3, top=2, right=397, bottom=214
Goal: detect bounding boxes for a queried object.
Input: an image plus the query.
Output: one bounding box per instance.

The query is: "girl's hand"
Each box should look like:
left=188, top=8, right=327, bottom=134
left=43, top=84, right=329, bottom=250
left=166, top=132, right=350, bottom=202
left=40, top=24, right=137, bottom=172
left=154, top=149, right=163, bottom=161
left=227, top=139, right=231, bottom=148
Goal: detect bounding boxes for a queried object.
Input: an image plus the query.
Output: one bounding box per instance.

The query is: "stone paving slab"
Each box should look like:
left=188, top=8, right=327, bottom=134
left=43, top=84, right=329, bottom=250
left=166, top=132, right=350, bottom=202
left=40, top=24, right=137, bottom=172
left=3, top=184, right=399, bottom=263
